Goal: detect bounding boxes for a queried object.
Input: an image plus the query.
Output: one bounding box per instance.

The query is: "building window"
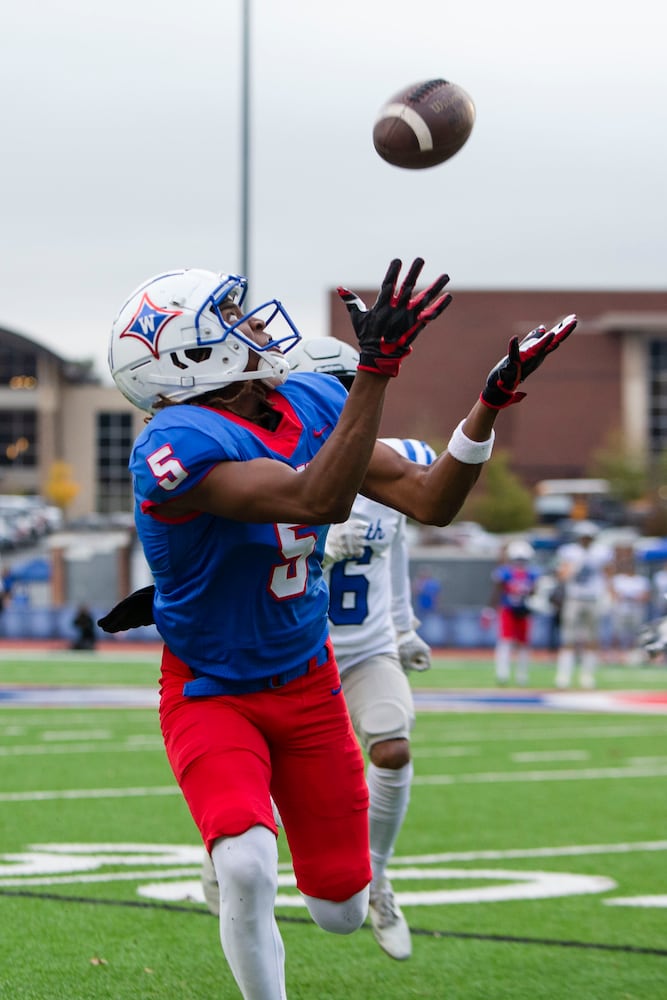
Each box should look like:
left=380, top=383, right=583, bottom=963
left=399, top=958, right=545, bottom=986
left=648, top=340, right=667, bottom=456
left=0, top=411, right=37, bottom=467
left=96, top=412, right=133, bottom=513
left=0, top=347, right=38, bottom=388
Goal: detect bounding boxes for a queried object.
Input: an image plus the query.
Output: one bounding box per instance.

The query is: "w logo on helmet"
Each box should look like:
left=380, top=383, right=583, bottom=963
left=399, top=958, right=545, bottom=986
left=119, top=293, right=183, bottom=358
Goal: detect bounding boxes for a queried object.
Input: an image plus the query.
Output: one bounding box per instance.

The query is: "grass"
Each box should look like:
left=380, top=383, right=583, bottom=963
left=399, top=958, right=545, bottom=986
left=0, top=648, right=666, bottom=998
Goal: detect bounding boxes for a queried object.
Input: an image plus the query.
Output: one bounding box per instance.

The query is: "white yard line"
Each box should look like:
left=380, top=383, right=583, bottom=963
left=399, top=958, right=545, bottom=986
left=414, top=764, right=667, bottom=785
left=411, top=723, right=667, bottom=743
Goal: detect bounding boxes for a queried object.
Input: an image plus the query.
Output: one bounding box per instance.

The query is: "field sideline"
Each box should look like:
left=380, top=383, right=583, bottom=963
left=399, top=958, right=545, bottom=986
left=1, top=647, right=666, bottom=998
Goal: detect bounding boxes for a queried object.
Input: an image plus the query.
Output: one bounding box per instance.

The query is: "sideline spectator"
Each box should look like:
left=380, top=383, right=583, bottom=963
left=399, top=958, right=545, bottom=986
left=71, top=605, right=97, bottom=650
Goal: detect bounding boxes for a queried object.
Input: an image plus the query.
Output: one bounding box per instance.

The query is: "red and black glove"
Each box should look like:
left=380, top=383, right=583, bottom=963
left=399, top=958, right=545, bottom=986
left=480, top=314, right=578, bottom=410
left=337, top=258, right=452, bottom=377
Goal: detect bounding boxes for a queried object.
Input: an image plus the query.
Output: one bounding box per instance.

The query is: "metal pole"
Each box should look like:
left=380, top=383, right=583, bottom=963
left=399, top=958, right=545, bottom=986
left=240, top=0, right=251, bottom=283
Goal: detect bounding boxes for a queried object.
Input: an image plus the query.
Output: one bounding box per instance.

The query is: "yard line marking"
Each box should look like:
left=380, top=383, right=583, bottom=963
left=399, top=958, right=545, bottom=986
left=605, top=895, right=667, bottom=908
left=391, top=840, right=667, bottom=864
left=510, top=750, right=590, bottom=762
left=414, top=764, right=667, bottom=785
left=40, top=730, right=112, bottom=741
left=5, top=759, right=667, bottom=806
left=0, top=868, right=202, bottom=888
left=411, top=722, right=667, bottom=743
left=0, top=741, right=163, bottom=757
left=0, top=787, right=179, bottom=802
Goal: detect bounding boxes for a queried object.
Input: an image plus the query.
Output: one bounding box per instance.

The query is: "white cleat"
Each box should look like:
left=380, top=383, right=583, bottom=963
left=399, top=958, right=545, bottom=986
left=201, top=850, right=220, bottom=917
left=368, top=878, right=412, bottom=960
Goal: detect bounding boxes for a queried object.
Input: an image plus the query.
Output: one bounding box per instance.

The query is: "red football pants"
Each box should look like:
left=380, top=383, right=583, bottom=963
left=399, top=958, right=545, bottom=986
left=159, top=641, right=371, bottom=902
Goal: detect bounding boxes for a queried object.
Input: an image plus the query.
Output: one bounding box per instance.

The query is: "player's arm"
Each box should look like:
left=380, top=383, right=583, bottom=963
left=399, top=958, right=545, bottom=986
left=361, top=400, right=493, bottom=524
left=158, top=369, right=388, bottom=524
left=362, top=315, right=578, bottom=525
left=152, top=258, right=452, bottom=525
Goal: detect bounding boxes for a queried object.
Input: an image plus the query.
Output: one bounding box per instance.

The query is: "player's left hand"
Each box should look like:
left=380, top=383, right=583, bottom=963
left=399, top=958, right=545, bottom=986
left=98, top=585, right=156, bottom=632
left=481, top=314, right=577, bottom=410
left=337, top=258, right=452, bottom=377
left=397, top=629, right=432, bottom=671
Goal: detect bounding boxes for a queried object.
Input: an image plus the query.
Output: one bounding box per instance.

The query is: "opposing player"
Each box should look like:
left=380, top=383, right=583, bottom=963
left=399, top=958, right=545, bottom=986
left=554, top=521, right=613, bottom=688
left=289, top=337, right=434, bottom=960
left=103, top=260, right=576, bottom=1000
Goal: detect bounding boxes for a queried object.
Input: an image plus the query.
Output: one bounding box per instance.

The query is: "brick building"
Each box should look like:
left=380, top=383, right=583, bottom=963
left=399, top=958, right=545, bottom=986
left=329, top=288, right=667, bottom=484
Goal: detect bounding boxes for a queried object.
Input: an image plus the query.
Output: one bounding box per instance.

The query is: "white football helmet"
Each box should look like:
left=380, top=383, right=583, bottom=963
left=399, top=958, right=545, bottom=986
left=381, top=437, right=438, bottom=466
left=108, top=268, right=302, bottom=412
left=288, top=335, right=359, bottom=390
left=506, top=539, right=535, bottom=561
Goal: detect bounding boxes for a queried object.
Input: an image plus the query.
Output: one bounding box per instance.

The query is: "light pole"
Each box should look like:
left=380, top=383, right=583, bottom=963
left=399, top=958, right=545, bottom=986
left=240, top=0, right=251, bottom=284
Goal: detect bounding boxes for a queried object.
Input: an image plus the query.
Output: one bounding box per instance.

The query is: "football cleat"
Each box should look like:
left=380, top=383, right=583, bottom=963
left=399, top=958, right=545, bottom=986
left=368, top=878, right=412, bottom=960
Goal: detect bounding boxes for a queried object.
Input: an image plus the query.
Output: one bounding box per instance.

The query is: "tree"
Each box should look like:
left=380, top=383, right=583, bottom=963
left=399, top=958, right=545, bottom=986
left=587, top=430, right=648, bottom=503
left=461, top=450, right=536, bottom=532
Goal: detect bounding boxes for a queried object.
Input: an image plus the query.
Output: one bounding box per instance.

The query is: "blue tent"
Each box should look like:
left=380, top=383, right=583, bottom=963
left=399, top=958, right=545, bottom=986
left=7, top=557, right=51, bottom=584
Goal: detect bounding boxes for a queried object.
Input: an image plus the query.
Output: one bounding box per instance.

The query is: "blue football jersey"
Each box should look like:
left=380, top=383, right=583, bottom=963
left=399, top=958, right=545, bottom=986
left=130, top=372, right=348, bottom=692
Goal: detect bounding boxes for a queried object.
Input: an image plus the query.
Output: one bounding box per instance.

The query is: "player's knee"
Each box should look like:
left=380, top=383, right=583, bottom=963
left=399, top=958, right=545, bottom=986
left=212, top=827, right=277, bottom=899
left=369, top=737, right=411, bottom=769
left=302, top=885, right=369, bottom=934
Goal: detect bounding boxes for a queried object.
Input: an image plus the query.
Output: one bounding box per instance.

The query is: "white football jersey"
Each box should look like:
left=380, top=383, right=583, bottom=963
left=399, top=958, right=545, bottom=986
left=556, top=541, right=612, bottom=601
left=324, top=494, right=415, bottom=674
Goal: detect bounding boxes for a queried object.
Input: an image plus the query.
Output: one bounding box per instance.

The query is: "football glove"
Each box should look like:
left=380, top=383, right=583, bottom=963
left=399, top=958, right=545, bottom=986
left=337, top=258, right=452, bottom=377
left=323, top=518, right=368, bottom=568
left=480, top=314, right=577, bottom=410
left=397, top=629, right=432, bottom=672
left=98, top=584, right=156, bottom=633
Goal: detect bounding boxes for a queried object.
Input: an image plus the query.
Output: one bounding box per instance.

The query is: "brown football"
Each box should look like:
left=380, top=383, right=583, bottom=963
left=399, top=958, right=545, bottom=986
left=373, top=78, right=475, bottom=169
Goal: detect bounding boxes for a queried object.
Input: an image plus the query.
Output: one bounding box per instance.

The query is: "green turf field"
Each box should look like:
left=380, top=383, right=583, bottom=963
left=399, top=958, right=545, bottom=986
left=1, top=650, right=666, bottom=999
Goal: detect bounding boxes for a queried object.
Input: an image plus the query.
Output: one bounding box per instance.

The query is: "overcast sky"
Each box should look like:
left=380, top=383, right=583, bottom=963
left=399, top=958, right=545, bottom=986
left=1, top=0, right=665, bottom=382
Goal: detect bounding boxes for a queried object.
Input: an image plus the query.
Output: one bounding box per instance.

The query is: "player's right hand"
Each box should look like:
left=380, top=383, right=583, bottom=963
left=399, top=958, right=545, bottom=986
left=337, top=258, right=452, bottom=377
left=323, top=518, right=368, bottom=567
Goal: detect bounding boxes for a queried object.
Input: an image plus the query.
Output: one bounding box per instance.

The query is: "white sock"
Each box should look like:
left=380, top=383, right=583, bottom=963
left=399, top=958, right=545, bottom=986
left=212, top=826, right=286, bottom=1000
left=556, top=648, right=575, bottom=688
left=580, top=650, right=597, bottom=688
left=515, top=647, right=530, bottom=686
left=495, top=639, right=512, bottom=683
left=367, top=761, right=413, bottom=889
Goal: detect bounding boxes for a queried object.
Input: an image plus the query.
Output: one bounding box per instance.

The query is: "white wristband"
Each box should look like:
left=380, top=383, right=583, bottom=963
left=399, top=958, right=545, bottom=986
left=446, top=420, right=495, bottom=464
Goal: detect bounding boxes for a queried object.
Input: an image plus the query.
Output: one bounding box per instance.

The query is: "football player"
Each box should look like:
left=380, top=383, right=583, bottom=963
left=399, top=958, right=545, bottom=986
left=288, top=337, right=432, bottom=960
left=199, top=338, right=431, bottom=959
left=103, top=260, right=576, bottom=1000
left=489, top=539, right=539, bottom=686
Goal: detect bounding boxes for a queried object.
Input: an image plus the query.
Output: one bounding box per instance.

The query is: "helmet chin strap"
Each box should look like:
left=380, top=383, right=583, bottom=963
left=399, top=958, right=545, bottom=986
left=255, top=350, right=290, bottom=387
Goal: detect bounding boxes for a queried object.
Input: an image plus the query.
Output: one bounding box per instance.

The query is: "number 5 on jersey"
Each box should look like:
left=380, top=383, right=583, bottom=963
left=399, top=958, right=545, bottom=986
left=146, top=444, right=189, bottom=491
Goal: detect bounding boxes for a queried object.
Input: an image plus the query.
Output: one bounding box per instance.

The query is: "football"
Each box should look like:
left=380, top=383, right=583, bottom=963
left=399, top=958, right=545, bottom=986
left=372, top=78, right=475, bottom=169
